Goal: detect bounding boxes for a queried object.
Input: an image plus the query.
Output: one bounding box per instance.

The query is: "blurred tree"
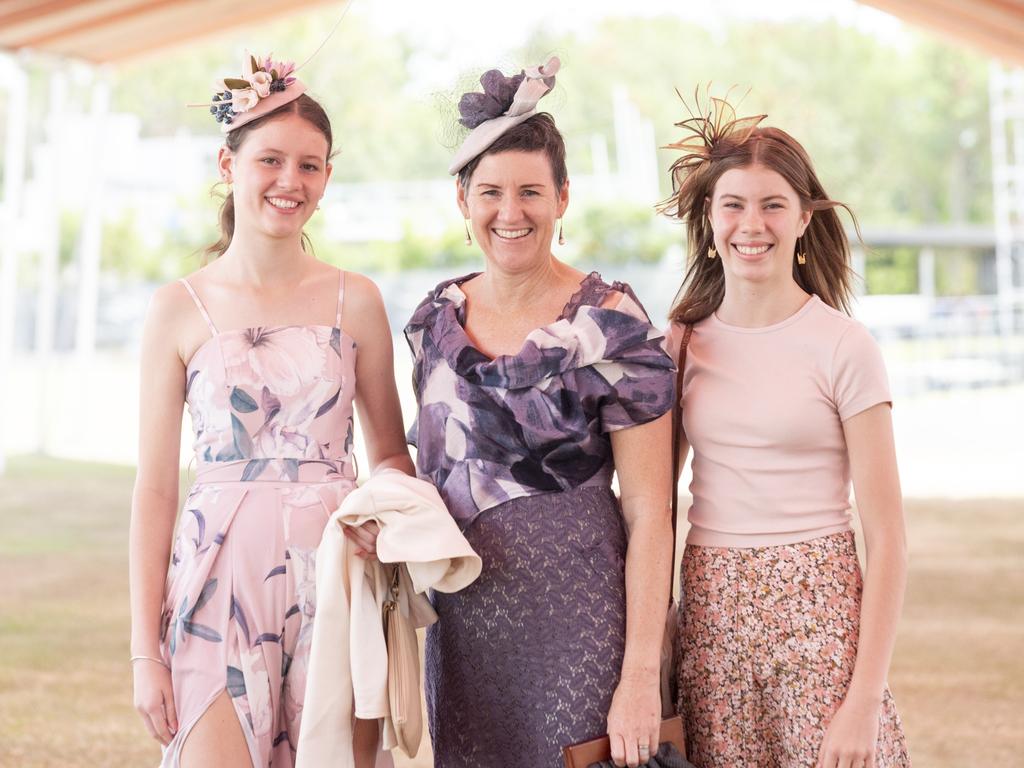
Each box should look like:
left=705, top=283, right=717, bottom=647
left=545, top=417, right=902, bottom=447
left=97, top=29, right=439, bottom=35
left=92, top=8, right=993, bottom=282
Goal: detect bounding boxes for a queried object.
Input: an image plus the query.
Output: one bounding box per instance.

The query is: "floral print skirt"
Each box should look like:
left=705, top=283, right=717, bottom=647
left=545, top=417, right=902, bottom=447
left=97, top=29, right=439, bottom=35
left=157, top=468, right=354, bottom=767
left=676, top=532, right=910, bottom=768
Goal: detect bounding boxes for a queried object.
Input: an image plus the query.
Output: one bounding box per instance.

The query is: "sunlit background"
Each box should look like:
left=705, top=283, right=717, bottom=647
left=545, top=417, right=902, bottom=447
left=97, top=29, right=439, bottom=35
left=0, top=1, right=1021, bottom=765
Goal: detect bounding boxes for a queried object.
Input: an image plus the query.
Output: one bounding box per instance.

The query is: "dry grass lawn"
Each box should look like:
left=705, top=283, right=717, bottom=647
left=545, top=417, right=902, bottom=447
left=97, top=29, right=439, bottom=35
left=0, top=456, right=1020, bottom=766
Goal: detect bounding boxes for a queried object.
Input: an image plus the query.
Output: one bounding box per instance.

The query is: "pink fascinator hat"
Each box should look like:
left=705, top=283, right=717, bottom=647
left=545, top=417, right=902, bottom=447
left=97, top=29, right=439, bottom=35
left=448, top=56, right=561, bottom=175
left=192, top=53, right=307, bottom=133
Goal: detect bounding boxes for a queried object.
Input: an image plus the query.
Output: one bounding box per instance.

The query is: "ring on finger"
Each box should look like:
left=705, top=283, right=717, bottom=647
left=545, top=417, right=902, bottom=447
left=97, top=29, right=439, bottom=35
left=638, top=743, right=651, bottom=755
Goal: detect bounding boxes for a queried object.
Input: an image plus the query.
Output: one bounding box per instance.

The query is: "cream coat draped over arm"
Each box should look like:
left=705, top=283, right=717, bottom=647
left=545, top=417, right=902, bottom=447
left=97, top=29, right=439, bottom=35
left=296, top=469, right=482, bottom=768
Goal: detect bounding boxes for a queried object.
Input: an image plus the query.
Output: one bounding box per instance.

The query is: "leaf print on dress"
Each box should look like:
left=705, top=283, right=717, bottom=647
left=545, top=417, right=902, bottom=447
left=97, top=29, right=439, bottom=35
left=230, top=387, right=259, bottom=413
left=239, top=644, right=274, bottom=738
left=177, top=578, right=223, bottom=645
left=253, top=377, right=337, bottom=458
left=221, top=326, right=327, bottom=398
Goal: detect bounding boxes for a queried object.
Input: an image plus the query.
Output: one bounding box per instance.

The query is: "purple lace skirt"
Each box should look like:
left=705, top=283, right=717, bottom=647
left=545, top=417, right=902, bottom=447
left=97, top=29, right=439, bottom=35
left=425, top=485, right=628, bottom=768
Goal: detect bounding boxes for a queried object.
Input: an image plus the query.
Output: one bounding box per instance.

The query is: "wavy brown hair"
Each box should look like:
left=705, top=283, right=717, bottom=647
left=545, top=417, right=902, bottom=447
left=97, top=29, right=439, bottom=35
left=204, top=93, right=333, bottom=261
left=660, top=94, right=861, bottom=325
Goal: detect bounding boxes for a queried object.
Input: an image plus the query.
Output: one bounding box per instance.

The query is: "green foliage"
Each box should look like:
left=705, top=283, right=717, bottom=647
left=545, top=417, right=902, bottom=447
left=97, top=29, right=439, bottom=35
left=570, top=203, right=675, bottom=265
left=90, top=8, right=994, bottom=286
left=935, top=249, right=986, bottom=296
left=865, top=247, right=919, bottom=295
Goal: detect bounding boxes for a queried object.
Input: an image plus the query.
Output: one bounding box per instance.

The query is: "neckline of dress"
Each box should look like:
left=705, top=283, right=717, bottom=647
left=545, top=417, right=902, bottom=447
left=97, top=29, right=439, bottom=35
left=440, top=270, right=607, bottom=363
left=184, top=324, right=354, bottom=373
left=447, top=270, right=604, bottom=318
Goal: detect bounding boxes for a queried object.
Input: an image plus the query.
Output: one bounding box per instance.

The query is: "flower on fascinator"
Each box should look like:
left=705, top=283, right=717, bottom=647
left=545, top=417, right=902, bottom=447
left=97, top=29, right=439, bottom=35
left=248, top=70, right=273, bottom=98
left=196, top=53, right=304, bottom=127
left=458, top=69, right=526, bottom=129
left=230, top=87, right=260, bottom=113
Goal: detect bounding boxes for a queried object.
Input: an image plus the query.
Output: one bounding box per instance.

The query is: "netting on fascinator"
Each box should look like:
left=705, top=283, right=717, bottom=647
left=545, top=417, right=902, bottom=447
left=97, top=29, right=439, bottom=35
left=659, top=85, right=767, bottom=218
left=444, top=56, right=562, bottom=175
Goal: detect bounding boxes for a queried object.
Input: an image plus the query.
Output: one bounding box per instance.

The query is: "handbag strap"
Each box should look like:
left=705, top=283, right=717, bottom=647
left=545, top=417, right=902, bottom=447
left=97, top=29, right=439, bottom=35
left=669, top=324, right=692, bottom=606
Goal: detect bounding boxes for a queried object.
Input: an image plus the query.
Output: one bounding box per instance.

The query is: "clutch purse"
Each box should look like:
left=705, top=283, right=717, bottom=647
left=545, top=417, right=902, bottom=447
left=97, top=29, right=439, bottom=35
left=382, top=563, right=423, bottom=757
left=562, top=715, right=694, bottom=768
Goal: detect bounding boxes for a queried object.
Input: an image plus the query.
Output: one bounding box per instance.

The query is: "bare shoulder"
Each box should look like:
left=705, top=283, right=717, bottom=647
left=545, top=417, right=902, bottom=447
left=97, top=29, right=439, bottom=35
left=147, top=279, right=194, bottom=328
left=342, top=271, right=386, bottom=314
left=341, top=271, right=391, bottom=340
left=144, top=278, right=210, bottom=365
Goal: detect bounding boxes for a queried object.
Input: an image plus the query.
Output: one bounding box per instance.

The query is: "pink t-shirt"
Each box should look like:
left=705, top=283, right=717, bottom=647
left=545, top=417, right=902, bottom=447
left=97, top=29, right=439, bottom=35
left=665, top=294, right=891, bottom=547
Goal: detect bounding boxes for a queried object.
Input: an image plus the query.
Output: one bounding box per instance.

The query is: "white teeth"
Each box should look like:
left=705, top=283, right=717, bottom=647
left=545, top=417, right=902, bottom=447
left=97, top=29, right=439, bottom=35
left=494, top=228, right=530, bottom=239
left=735, top=244, right=771, bottom=255
left=267, top=197, right=300, bottom=209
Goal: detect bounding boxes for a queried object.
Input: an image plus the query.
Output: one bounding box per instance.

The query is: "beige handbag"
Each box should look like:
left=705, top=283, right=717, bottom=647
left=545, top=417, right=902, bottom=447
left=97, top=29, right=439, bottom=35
left=382, top=563, right=424, bottom=757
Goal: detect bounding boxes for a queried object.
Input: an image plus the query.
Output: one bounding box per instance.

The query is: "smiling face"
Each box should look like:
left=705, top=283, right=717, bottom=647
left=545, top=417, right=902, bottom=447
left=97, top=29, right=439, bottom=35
left=218, top=112, right=332, bottom=242
left=457, top=149, right=569, bottom=273
left=708, top=163, right=811, bottom=288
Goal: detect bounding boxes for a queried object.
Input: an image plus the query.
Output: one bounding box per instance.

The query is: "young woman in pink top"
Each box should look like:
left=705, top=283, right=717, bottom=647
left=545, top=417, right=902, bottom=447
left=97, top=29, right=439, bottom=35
left=661, top=95, right=911, bottom=768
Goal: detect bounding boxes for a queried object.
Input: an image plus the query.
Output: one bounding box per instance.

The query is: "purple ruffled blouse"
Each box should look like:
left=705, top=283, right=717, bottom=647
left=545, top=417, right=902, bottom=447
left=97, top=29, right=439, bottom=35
left=405, top=271, right=675, bottom=530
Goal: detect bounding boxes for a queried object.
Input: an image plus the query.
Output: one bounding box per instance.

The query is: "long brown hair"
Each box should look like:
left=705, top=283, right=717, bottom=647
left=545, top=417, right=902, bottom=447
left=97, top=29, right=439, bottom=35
left=204, top=93, right=334, bottom=261
left=661, top=119, right=861, bottom=325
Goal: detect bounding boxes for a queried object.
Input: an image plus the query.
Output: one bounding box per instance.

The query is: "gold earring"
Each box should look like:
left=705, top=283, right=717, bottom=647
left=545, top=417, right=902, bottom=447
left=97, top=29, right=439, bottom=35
left=464, top=219, right=472, bottom=246
left=796, top=237, right=807, bottom=265
left=558, top=219, right=565, bottom=246
left=707, top=244, right=717, bottom=259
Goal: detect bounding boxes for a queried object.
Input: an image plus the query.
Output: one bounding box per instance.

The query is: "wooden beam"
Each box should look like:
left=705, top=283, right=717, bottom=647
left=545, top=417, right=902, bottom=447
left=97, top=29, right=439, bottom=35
left=859, top=0, right=1024, bottom=66
left=15, top=0, right=186, bottom=48
left=0, top=0, right=114, bottom=29
left=41, top=0, right=338, bottom=64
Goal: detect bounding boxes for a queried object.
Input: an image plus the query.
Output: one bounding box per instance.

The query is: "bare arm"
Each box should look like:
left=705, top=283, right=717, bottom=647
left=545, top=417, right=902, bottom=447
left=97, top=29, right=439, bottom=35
left=346, top=273, right=414, bottom=476
left=817, top=402, right=907, bottom=767
left=343, top=275, right=415, bottom=558
left=607, top=412, right=674, bottom=768
left=129, top=283, right=189, bottom=744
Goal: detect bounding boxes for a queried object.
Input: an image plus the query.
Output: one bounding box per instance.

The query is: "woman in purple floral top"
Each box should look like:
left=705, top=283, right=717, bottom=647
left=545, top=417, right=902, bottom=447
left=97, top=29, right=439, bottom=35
left=405, top=60, right=676, bottom=768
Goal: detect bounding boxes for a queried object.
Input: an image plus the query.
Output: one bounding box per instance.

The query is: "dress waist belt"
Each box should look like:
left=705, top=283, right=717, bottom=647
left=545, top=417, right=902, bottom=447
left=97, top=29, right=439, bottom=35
left=194, top=457, right=355, bottom=484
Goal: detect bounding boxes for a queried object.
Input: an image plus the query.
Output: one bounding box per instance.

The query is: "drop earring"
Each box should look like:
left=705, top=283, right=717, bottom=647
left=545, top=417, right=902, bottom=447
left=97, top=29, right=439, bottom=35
left=707, top=244, right=718, bottom=259
left=464, top=219, right=472, bottom=246
left=796, top=236, right=807, bottom=265
left=558, top=219, right=565, bottom=246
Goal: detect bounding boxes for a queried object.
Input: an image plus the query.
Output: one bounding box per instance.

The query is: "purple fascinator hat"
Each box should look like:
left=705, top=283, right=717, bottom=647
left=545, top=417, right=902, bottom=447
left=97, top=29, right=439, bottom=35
left=448, top=56, right=560, bottom=175
left=191, top=53, right=307, bottom=134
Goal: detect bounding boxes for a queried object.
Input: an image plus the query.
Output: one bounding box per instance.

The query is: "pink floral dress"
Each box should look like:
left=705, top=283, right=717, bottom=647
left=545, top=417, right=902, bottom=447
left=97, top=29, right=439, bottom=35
left=158, top=272, right=358, bottom=767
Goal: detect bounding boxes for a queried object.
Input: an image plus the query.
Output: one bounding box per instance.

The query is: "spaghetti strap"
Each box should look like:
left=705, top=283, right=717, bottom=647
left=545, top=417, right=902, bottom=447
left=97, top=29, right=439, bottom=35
left=335, top=269, right=346, bottom=329
left=179, top=277, right=219, bottom=336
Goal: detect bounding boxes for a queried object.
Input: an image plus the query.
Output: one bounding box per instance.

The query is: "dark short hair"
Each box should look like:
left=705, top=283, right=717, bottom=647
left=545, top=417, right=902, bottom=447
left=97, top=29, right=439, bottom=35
left=457, top=112, right=568, bottom=189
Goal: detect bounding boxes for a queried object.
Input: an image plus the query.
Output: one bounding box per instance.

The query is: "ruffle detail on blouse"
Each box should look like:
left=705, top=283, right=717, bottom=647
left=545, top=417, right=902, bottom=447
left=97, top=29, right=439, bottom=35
left=405, top=272, right=672, bottom=390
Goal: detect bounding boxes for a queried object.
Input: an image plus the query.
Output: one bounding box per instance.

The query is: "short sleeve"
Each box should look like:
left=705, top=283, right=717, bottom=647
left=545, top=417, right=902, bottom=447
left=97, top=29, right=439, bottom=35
left=832, top=322, right=891, bottom=422
left=595, top=293, right=676, bottom=432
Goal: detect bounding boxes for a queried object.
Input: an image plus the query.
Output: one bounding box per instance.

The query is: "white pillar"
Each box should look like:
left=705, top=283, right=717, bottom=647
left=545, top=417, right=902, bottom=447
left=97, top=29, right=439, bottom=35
left=918, top=246, right=936, bottom=299
left=0, top=54, right=29, bottom=475
left=74, top=74, right=110, bottom=360
left=33, top=71, right=68, bottom=456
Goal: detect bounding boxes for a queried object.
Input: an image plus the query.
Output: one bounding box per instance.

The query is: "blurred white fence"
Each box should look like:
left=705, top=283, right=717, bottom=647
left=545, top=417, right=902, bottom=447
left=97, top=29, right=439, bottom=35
left=3, top=260, right=1023, bottom=496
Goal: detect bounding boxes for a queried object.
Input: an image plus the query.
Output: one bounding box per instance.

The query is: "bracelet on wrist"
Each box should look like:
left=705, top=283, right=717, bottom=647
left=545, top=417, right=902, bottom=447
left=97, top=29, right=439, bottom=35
left=130, top=654, right=170, bottom=669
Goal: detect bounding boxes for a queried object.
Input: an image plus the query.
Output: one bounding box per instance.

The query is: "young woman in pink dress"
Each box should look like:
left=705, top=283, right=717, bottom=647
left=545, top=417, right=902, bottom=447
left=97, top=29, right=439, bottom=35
left=661, top=95, right=912, bottom=768
left=128, top=57, right=411, bottom=768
